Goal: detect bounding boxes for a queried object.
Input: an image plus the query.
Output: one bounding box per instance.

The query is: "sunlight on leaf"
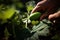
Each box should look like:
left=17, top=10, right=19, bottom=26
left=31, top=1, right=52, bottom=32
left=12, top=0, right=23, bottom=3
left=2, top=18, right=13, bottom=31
left=26, top=1, right=35, bottom=12
left=0, top=5, right=16, bottom=20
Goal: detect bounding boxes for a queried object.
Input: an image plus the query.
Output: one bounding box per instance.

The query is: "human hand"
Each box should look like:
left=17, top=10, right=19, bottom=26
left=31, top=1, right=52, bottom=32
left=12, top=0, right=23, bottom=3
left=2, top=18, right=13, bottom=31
left=48, top=10, right=60, bottom=24
left=31, top=0, right=59, bottom=21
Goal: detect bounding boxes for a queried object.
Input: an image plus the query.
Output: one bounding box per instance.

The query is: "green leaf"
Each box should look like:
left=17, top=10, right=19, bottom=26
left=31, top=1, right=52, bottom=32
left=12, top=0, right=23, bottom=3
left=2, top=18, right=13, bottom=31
left=27, top=5, right=34, bottom=12
left=26, top=1, right=35, bottom=12
left=31, top=19, right=52, bottom=36
left=4, top=28, right=10, bottom=40
left=16, top=2, right=24, bottom=8
left=0, top=5, right=15, bottom=20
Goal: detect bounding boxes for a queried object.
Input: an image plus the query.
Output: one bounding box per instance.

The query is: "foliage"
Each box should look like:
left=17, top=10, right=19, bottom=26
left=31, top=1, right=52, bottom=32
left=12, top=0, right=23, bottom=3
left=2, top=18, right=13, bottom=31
left=0, top=0, right=60, bottom=40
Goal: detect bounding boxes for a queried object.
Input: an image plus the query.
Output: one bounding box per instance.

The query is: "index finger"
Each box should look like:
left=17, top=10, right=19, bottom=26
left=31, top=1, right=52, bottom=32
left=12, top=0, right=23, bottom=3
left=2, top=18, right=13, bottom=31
left=31, top=5, right=42, bottom=13
left=31, top=0, right=47, bottom=13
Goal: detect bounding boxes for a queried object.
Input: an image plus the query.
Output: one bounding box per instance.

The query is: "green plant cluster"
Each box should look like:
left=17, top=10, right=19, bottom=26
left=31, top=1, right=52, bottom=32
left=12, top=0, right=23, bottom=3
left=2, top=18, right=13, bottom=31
left=0, top=0, right=60, bottom=40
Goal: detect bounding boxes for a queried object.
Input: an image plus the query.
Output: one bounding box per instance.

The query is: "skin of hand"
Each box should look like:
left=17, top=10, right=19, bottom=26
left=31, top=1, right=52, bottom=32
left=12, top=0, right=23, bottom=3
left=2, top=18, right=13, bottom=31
left=48, top=10, right=60, bottom=23
left=31, top=0, right=60, bottom=23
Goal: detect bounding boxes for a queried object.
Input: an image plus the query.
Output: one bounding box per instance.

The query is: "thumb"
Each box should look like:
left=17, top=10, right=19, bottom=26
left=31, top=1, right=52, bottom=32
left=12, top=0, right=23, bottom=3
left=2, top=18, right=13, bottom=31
left=48, top=11, right=60, bottom=21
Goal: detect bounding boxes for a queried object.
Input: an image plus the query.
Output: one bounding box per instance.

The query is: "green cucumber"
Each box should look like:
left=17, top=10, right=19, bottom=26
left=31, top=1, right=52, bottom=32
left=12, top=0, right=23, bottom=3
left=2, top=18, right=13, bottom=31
left=29, top=12, right=41, bottom=20
left=31, top=20, right=39, bottom=25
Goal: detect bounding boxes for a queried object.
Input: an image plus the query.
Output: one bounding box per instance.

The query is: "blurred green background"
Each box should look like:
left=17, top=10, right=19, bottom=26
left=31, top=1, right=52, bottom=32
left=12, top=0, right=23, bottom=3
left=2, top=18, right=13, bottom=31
left=0, top=0, right=60, bottom=40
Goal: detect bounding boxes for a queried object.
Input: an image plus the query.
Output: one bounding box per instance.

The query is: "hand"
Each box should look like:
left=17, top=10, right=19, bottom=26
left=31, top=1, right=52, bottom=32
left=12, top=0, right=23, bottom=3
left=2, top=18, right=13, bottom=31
left=48, top=10, right=60, bottom=24
left=31, top=0, right=59, bottom=20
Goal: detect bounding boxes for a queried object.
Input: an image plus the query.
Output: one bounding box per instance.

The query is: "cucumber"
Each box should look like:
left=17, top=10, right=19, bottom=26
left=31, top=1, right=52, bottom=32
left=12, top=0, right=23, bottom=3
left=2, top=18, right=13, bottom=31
left=31, top=20, right=36, bottom=25
left=31, top=20, right=39, bottom=25
left=29, top=12, right=41, bottom=20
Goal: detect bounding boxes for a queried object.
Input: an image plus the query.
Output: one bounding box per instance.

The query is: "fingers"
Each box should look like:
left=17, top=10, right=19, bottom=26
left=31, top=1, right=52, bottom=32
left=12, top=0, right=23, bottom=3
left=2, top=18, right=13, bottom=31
left=48, top=11, right=60, bottom=21
left=31, top=0, right=47, bottom=13
left=31, top=5, right=42, bottom=13
left=40, top=5, right=56, bottom=20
